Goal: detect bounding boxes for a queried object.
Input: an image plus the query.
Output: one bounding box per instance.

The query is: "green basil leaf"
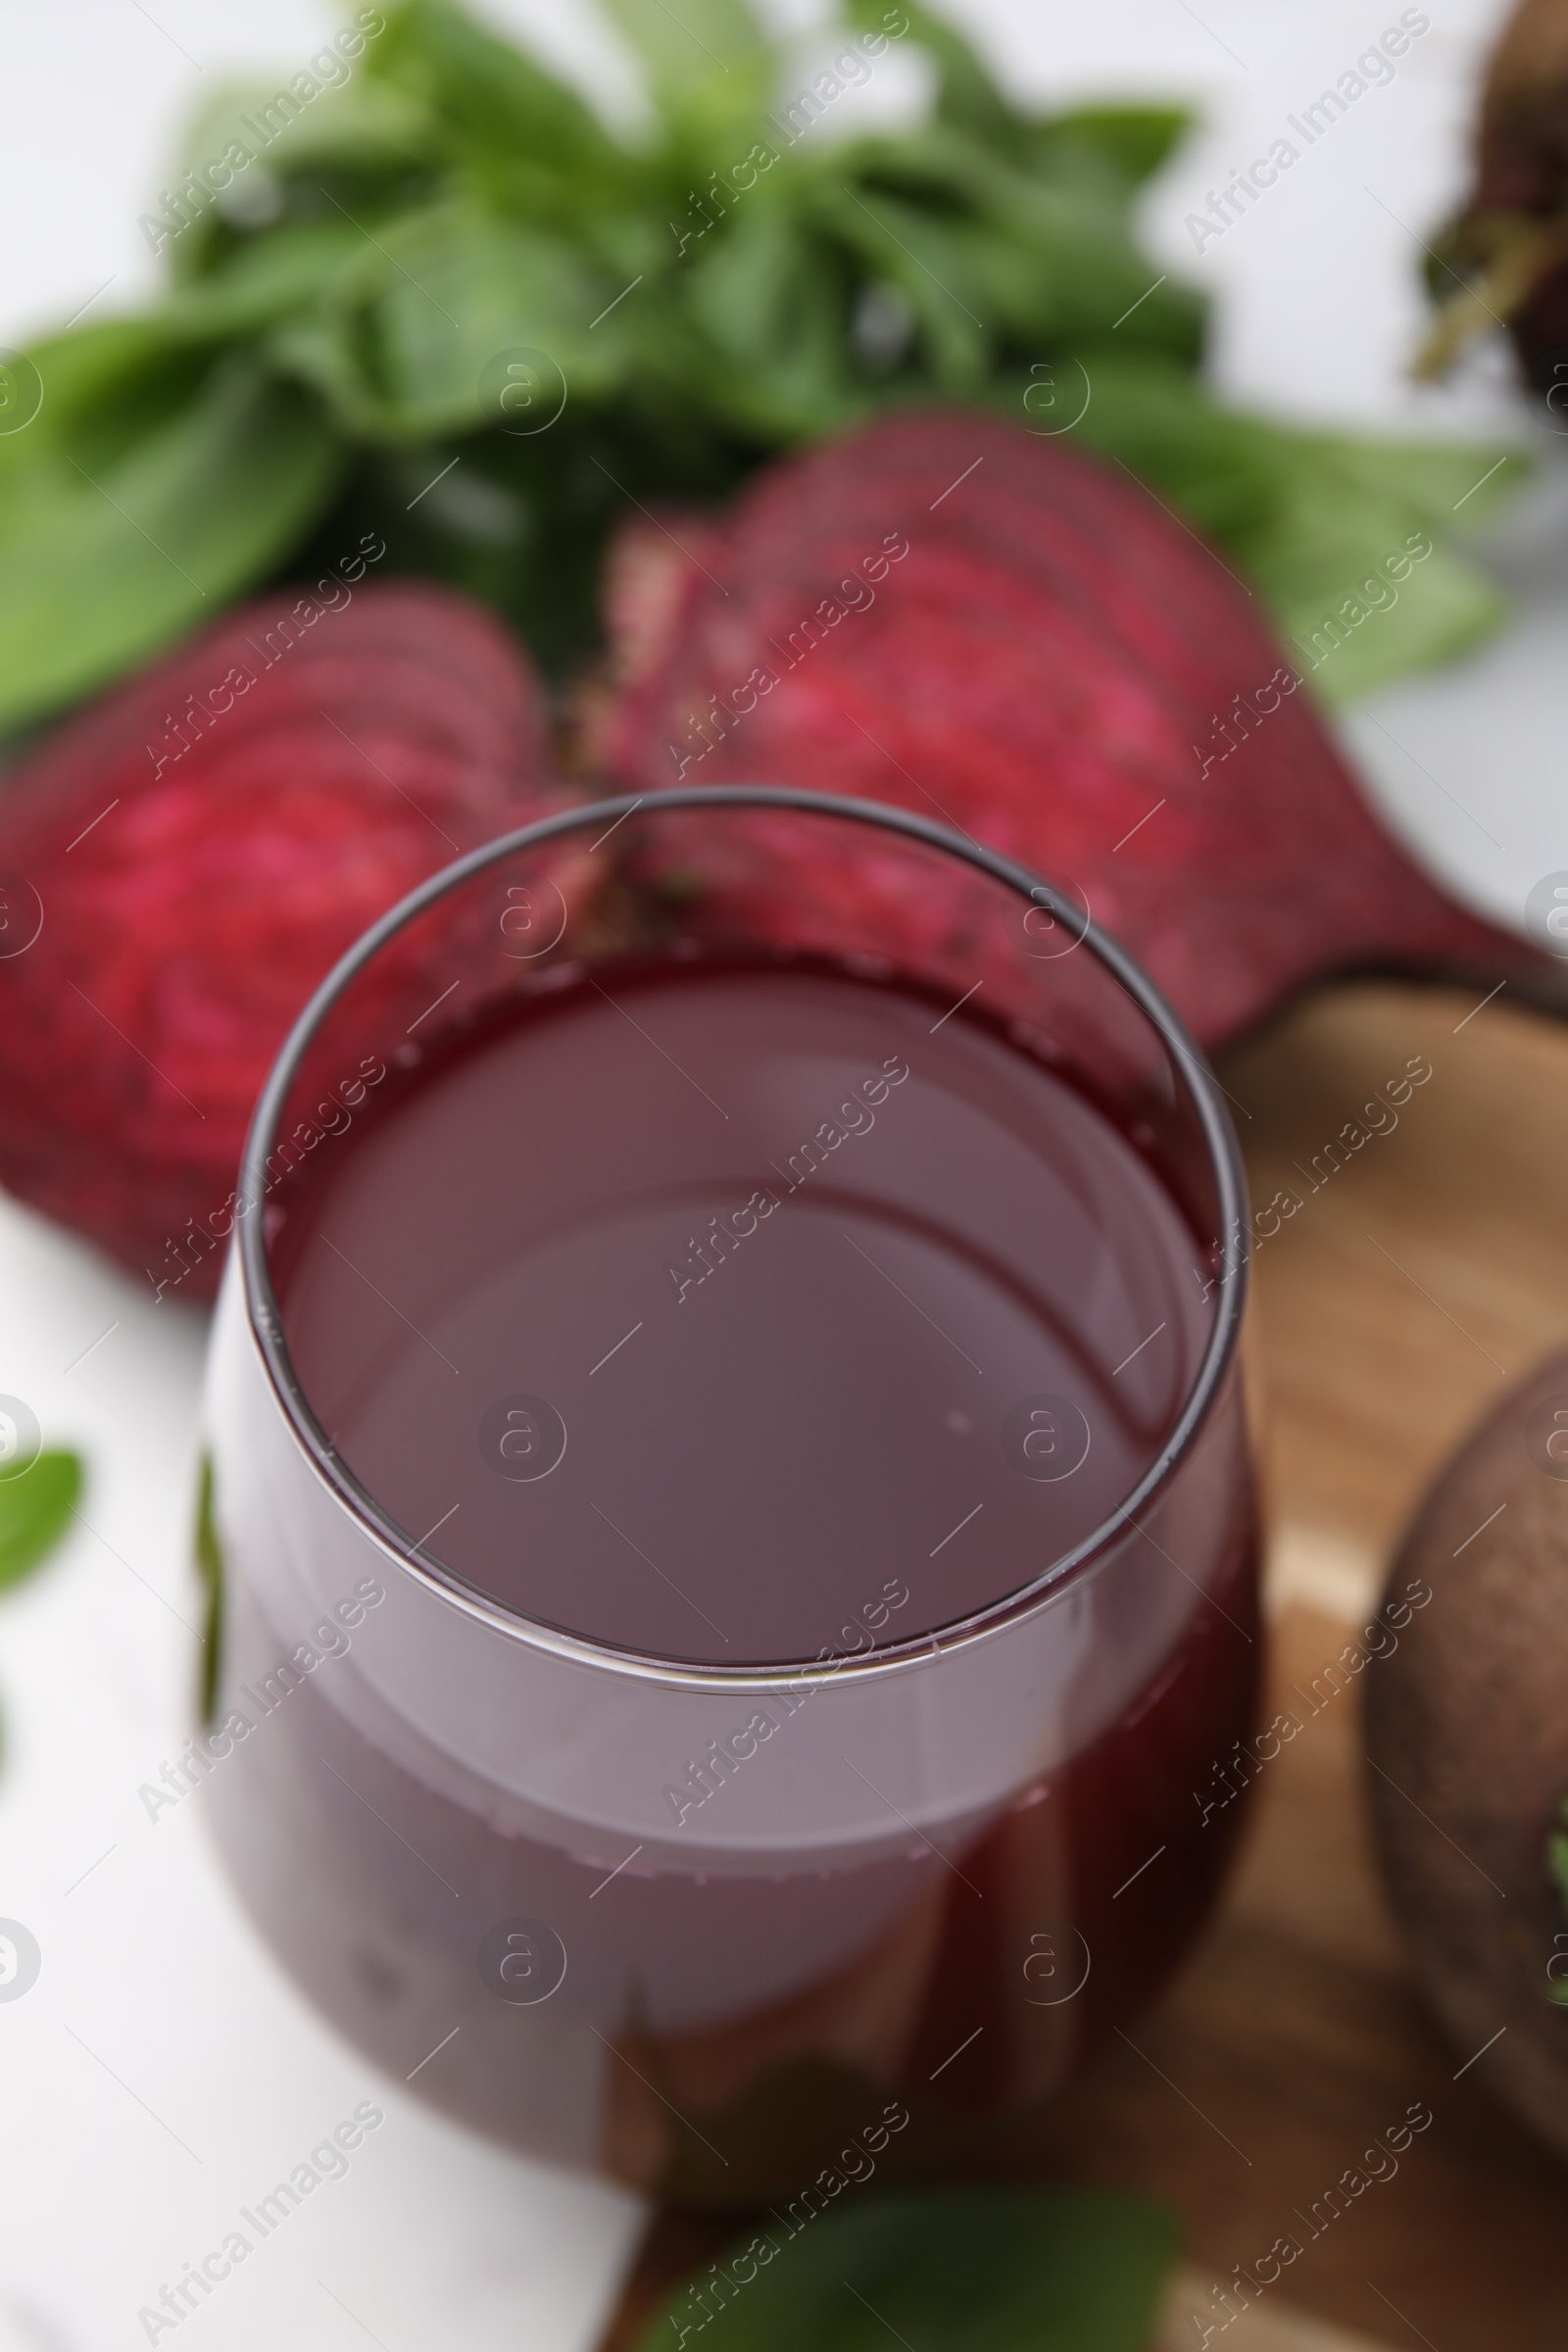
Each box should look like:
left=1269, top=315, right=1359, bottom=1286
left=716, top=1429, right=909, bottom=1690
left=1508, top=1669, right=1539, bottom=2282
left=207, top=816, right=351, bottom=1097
left=372, top=0, right=621, bottom=180
left=682, top=202, right=867, bottom=435
left=0, top=1453, right=82, bottom=1595
left=194, top=1453, right=224, bottom=1724
left=0, top=342, right=344, bottom=728
left=631, top=2186, right=1178, bottom=2352
left=821, top=130, right=1204, bottom=366
left=603, top=0, right=766, bottom=99
left=835, top=121, right=1110, bottom=238
left=174, top=71, right=439, bottom=195
left=3, top=317, right=182, bottom=437
left=270, top=205, right=640, bottom=441
left=159, top=75, right=443, bottom=290
left=845, top=0, right=1019, bottom=153
left=161, top=221, right=373, bottom=339
left=602, top=0, right=774, bottom=181
left=1548, top=1796, right=1568, bottom=1926
left=814, top=185, right=992, bottom=391
left=1039, top=105, right=1195, bottom=191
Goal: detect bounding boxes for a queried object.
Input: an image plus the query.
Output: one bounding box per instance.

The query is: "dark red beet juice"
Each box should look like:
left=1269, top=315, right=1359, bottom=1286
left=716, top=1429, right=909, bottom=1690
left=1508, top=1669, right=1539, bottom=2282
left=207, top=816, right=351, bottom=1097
left=208, top=948, right=1258, bottom=2196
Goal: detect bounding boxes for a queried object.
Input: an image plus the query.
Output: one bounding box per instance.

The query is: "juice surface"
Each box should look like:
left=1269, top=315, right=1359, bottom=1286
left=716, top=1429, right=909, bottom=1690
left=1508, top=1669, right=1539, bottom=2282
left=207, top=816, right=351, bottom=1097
left=272, top=953, right=1211, bottom=1664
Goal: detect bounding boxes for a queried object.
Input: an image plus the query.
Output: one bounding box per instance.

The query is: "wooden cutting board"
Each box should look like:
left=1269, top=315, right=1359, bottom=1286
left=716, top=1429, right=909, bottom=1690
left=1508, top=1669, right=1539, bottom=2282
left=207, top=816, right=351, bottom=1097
left=598, top=979, right=1568, bottom=2352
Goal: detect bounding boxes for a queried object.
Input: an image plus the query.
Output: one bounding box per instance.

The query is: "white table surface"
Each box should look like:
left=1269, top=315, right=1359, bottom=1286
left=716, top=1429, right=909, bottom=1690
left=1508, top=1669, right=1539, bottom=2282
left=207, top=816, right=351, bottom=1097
left=0, top=4, right=1558, bottom=2348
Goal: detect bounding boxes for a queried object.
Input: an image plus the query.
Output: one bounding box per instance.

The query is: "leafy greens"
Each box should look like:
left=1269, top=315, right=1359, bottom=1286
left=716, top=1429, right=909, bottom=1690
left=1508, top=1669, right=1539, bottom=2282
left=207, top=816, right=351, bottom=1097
left=629, top=2185, right=1178, bottom=2352
left=0, top=0, right=1518, bottom=729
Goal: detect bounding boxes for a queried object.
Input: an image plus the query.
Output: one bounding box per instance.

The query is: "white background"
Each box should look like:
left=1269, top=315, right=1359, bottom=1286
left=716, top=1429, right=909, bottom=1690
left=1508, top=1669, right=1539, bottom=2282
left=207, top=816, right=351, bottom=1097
left=0, top=5, right=1560, bottom=2350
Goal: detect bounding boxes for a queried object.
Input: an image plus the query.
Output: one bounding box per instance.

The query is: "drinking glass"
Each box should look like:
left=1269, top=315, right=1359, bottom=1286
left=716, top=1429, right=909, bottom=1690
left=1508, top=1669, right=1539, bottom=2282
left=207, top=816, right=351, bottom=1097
left=199, top=786, right=1259, bottom=2202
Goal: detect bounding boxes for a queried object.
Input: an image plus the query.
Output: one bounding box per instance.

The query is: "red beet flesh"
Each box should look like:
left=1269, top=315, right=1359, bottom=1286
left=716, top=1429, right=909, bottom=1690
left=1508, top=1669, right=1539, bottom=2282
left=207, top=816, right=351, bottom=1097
left=0, top=581, right=564, bottom=1298
left=594, top=409, right=1538, bottom=1051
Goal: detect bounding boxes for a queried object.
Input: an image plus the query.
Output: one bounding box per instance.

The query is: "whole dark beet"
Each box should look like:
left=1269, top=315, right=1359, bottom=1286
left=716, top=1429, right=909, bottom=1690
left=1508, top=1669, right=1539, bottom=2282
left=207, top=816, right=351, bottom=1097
left=594, top=409, right=1538, bottom=1051
left=1366, top=1347, right=1568, bottom=2159
left=1419, top=0, right=1568, bottom=390
left=0, top=579, right=564, bottom=1299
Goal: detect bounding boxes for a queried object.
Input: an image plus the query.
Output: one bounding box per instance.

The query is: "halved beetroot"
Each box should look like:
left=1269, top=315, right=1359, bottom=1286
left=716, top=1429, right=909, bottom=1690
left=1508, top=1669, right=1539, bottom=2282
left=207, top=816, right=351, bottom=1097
left=0, top=578, right=566, bottom=1298
left=592, top=408, right=1544, bottom=1050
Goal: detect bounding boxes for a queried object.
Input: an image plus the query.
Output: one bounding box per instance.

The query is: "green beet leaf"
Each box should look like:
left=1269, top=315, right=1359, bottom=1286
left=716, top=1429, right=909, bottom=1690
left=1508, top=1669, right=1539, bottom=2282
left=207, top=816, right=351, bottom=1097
left=1221, top=428, right=1516, bottom=706
left=1067, top=355, right=1516, bottom=703
left=632, top=2187, right=1177, bottom=2352
left=0, top=1452, right=83, bottom=1595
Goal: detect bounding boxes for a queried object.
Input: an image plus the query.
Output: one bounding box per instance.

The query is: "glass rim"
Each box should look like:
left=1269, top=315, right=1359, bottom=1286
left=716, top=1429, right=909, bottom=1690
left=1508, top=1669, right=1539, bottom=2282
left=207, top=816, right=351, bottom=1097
left=236, top=784, right=1250, bottom=1693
